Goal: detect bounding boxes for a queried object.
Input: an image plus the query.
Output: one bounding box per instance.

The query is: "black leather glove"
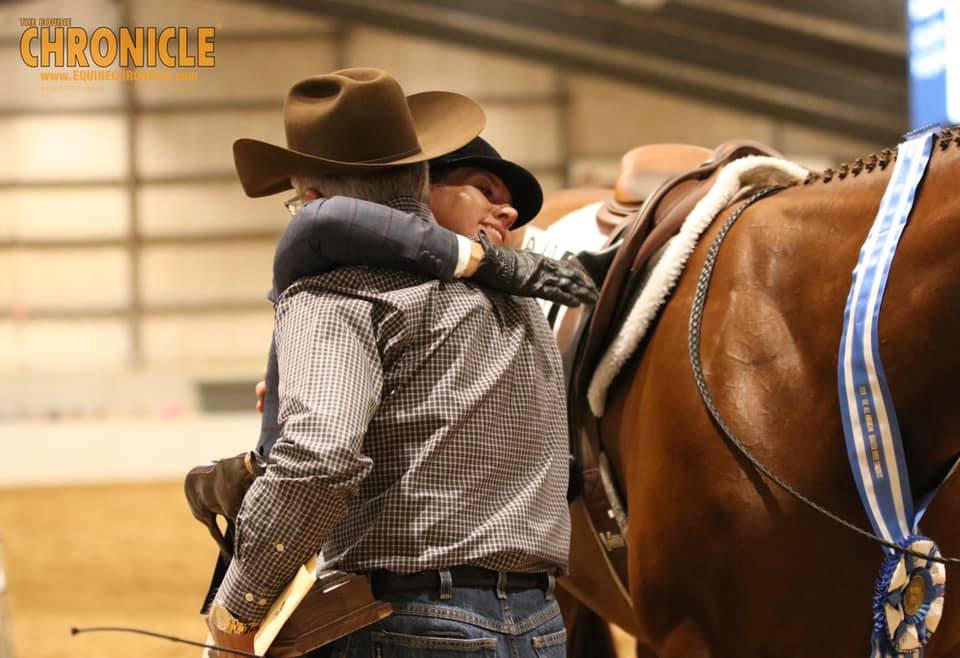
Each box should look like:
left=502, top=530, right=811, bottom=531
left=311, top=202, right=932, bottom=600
left=472, top=232, right=599, bottom=307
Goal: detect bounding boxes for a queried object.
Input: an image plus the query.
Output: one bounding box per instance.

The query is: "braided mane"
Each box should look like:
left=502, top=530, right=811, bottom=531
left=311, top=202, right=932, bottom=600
left=803, top=125, right=960, bottom=185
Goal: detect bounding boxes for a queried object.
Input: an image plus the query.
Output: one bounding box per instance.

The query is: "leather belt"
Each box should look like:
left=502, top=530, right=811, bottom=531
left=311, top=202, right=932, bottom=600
left=369, top=566, right=550, bottom=594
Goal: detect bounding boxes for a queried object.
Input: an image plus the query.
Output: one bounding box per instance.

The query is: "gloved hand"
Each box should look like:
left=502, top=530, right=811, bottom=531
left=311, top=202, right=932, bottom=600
left=472, top=232, right=599, bottom=306
left=184, top=451, right=267, bottom=561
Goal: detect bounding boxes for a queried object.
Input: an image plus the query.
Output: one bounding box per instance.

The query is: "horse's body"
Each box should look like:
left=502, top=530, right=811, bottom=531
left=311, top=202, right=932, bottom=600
left=555, top=135, right=960, bottom=657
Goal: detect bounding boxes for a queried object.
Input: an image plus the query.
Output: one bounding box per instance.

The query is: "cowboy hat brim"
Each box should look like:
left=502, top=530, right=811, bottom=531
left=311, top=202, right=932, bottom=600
left=234, top=91, right=485, bottom=198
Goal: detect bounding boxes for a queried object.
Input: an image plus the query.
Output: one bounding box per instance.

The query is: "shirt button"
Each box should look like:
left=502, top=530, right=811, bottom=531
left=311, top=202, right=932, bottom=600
left=258, top=598, right=268, bottom=606
left=275, top=543, right=285, bottom=553
left=244, top=593, right=255, bottom=602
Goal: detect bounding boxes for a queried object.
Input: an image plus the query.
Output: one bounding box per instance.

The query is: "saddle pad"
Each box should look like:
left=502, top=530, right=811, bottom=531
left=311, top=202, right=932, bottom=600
left=587, top=156, right=809, bottom=416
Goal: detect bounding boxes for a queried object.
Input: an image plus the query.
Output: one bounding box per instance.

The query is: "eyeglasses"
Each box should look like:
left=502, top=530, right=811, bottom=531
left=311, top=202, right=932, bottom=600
left=283, top=195, right=304, bottom=217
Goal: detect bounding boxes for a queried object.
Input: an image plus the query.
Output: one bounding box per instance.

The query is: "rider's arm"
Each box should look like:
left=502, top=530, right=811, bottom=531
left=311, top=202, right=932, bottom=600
left=272, top=196, right=474, bottom=297
left=271, top=196, right=595, bottom=308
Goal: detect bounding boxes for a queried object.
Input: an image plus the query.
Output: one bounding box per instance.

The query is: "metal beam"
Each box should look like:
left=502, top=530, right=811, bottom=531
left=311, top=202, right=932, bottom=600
left=407, top=0, right=904, bottom=114
left=267, top=0, right=902, bottom=142
left=0, top=29, right=340, bottom=49
left=0, top=301, right=269, bottom=321
left=743, top=0, right=905, bottom=36
left=669, top=0, right=904, bottom=55
left=0, top=173, right=235, bottom=189
left=0, top=231, right=281, bottom=250
left=0, top=94, right=560, bottom=118
left=0, top=103, right=275, bottom=117
left=121, top=0, right=142, bottom=366
left=0, top=160, right=565, bottom=190
left=659, top=1, right=905, bottom=78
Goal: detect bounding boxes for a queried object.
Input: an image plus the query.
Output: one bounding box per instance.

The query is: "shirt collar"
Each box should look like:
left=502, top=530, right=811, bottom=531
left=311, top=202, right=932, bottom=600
left=386, top=196, right=433, bottom=221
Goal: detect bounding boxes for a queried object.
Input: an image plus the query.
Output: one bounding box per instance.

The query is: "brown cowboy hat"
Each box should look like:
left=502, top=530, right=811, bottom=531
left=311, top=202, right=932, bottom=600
left=234, top=68, right=485, bottom=197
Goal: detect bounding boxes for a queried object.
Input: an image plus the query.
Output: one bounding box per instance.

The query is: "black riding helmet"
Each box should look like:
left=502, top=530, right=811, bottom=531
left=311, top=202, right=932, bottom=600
left=429, top=137, right=544, bottom=228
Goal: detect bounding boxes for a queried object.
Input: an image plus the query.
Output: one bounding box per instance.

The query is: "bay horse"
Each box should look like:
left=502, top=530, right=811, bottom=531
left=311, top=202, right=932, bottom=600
left=530, top=130, right=960, bottom=658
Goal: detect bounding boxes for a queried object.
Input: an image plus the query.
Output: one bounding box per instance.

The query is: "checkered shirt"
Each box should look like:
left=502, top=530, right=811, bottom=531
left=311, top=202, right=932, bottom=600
left=217, top=199, right=571, bottom=621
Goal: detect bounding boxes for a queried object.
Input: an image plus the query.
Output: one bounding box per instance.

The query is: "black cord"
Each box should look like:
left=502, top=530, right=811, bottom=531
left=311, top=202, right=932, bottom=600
left=71, top=625, right=261, bottom=657
left=687, top=185, right=960, bottom=565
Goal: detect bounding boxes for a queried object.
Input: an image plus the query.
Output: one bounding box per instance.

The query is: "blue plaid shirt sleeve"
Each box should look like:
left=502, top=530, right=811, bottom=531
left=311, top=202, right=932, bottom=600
left=272, top=196, right=459, bottom=300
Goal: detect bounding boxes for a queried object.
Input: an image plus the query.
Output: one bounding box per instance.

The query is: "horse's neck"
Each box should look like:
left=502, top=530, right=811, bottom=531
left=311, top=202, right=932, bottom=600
left=602, top=143, right=960, bottom=499
left=875, top=143, right=960, bottom=493
left=792, top=141, right=960, bottom=530
left=791, top=140, right=960, bottom=233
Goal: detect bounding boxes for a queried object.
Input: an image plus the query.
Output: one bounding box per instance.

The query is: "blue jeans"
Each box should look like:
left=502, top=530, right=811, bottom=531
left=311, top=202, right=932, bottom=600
left=313, top=581, right=566, bottom=658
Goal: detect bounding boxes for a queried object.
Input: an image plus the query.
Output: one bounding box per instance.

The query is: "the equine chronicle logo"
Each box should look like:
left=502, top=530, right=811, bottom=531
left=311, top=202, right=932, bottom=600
left=18, top=17, right=215, bottom=82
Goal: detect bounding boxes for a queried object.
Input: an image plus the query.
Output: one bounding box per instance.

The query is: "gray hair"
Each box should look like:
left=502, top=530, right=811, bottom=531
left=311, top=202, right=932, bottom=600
left=291, top=162, right=430, bottom=204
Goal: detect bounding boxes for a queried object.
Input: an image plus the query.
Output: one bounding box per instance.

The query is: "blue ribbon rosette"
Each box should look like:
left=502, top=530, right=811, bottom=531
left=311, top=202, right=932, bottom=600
left=874, top=537, right=945, bottom=655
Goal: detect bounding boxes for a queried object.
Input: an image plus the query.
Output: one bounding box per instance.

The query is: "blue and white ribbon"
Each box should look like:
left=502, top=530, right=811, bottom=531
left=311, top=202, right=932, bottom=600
left=870, top=537, right=946, bottom=657
left=837, top=127, right=943, bottom=658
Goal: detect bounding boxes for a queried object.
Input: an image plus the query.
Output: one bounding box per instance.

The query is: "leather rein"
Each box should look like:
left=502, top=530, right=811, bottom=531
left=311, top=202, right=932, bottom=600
left=688, top=185, right=960, bottom=565
left=71, top=625, right=259, bottom=657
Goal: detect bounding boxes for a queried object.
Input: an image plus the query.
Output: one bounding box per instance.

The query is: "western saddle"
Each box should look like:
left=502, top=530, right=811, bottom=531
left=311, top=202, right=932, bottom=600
left=560, top=140, right=784, bottom=634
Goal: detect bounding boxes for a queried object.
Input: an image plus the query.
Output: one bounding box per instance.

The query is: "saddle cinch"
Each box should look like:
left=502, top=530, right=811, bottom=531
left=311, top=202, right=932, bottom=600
left=559, top=139, right=783, bottom=635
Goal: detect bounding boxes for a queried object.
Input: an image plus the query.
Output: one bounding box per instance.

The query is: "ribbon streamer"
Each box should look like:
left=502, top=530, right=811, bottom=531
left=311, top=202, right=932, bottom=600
left=837, top=127, right=943, bottom=658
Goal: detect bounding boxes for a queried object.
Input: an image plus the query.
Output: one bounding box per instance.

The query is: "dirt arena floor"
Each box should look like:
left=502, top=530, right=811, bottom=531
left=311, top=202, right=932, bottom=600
left=0, top=481, right=216, bottom=658
left=0, top=481, right=634, bottom=658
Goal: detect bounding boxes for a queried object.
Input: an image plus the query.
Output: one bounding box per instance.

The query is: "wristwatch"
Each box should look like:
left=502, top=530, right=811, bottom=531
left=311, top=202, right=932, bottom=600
left=209, top=602, right=261, bottom=634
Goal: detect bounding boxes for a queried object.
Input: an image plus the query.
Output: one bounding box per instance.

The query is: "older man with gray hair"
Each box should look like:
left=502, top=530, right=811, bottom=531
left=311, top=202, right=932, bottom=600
left=206, top=68, right=571, bottom=658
